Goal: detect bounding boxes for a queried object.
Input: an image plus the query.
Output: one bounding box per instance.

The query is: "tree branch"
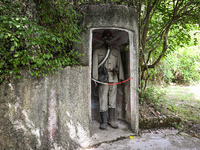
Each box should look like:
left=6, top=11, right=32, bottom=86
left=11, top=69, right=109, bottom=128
left=142, top=0, right=198, bottom=70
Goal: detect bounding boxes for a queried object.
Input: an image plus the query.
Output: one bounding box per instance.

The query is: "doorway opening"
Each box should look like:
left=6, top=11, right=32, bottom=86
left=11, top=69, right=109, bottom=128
left=90, top=28, right=136, bottom=141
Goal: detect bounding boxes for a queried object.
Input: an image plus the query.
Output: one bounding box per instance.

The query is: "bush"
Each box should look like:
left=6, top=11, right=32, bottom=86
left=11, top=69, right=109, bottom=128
left=149, top=41, right=200, bottom=84
left=140, top=85, right=166, bottom=105
left=167, top=46, right=200, bottom=84
left=0, top=0, right=83, bottom=84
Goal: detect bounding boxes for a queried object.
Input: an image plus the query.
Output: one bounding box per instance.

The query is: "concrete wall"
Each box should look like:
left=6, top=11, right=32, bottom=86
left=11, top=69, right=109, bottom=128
left=0, top=67, right=91, bottom=149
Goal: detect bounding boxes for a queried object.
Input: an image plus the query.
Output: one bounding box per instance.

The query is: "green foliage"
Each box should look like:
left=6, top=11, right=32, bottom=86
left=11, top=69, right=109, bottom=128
left=149, top=61, right=174, bottom=83
left=150, top=28, right=200, bottom=84
left=139, top=0, right=200, bottom=91
left=145, top=0, right=199, bottom=56
left=140, top=85, right=166, bottom=105
left=0, top=0, right=82, bottom=84
left=167, top=46, right=200, bottom=84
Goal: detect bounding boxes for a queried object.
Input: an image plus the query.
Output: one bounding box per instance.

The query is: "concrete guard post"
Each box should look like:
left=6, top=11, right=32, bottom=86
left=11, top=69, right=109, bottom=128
left=79, top=5, right=139, bottom=133
left=0, top=4, right=139, bottom=150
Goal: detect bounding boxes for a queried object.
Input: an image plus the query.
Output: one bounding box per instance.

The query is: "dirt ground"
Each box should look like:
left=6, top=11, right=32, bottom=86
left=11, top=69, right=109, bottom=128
left=139, top=83, right=200, bottom=139
left=179, top=83, right=200, bottom=100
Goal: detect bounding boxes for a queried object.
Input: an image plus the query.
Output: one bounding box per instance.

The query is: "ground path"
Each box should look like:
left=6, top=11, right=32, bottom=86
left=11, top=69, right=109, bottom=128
left=77, top=83, right=200, bottom=150
left=77, top=120, right=200, bottom=150
left=77, top=128, right=200, bottom=150
left=180, top=83, right=200, bottom=100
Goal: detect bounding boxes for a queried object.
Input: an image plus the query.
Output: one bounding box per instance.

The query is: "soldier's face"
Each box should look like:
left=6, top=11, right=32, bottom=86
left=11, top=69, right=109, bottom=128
left=102, top=35, right=112, bottom=47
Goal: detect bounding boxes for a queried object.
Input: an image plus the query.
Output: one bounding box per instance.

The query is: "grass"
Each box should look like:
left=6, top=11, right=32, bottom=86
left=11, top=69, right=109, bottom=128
left=140, top=83, right=200, bottom=138
left=142, top=84, right=200, bottom=124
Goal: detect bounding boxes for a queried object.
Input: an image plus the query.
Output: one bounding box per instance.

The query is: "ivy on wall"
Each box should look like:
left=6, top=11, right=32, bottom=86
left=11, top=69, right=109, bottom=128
left=0, top=0, right=83, bottom=84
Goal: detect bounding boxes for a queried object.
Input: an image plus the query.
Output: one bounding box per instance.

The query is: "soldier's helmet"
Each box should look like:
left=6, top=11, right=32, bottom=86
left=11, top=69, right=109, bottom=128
left=102, top=29, right=113, bottom=40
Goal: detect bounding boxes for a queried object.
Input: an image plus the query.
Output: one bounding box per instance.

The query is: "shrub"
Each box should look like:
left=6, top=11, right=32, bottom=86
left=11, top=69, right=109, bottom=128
left=0, top=0, right=83, bottom=84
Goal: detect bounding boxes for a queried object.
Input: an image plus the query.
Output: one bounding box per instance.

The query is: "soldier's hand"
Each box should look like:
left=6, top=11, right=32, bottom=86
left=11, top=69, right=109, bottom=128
left=113, top=69, right=118, bottom=75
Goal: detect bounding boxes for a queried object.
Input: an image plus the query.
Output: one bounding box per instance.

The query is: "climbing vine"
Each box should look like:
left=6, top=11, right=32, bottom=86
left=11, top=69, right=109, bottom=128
left=0, top=0, right=83, bottom=84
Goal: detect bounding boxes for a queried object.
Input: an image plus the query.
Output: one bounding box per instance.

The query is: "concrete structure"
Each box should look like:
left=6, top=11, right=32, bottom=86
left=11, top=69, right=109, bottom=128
left=0, top=5, right=139, bottom=149
left=79, top=4, right=139, bottom=133
left=0, top=67, right=90, bottom=149
left=77, top=129, right=200, bottom=150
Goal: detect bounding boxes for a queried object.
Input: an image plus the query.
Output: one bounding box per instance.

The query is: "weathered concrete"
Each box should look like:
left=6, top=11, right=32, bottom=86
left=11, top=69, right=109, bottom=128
left=0, top=67, right=91, bottom=149
left=79, top=4, right=138, bottom=65
left=89, top=120, right=134, bottom=146
left=77, top=129, right=200, bottom=150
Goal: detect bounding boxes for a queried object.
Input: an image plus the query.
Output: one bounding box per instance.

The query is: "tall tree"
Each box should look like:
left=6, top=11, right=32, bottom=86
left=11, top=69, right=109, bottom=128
left=137, top=0, right=200, bottom=91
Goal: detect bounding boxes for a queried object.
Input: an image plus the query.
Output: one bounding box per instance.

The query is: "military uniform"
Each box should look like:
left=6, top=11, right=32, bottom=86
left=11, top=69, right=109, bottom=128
left=92, top=47, right=124, bottom=112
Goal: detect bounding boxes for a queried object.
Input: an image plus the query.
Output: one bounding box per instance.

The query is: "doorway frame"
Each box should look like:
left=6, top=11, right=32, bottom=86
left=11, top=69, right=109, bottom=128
left=89, top=27, right=139, bottom=133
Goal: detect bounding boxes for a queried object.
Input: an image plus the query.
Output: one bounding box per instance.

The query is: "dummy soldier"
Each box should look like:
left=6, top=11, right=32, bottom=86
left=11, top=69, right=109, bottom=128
left=92, top=30, right=124, bottom=130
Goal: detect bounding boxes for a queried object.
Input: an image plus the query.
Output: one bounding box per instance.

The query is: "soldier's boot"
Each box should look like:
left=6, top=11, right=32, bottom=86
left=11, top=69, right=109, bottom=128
left=108, top=108, right=118, bottom=129
left=100, top=111, right=108, bottom=130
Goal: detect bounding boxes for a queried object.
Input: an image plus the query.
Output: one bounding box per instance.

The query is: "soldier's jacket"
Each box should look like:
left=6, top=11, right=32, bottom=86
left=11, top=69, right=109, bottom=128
left=92, top=47, right=124, bottom=82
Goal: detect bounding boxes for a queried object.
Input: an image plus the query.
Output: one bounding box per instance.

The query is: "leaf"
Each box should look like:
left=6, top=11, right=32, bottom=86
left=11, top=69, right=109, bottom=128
left=129, top=136, right=135, bottom=139
left=10, top=46, right=15, bottom=51
left=14, top=54, right=19, bottom=57
left=14, top=41, right=18, bottom=47
left=52, top=37, right=56, bottom=41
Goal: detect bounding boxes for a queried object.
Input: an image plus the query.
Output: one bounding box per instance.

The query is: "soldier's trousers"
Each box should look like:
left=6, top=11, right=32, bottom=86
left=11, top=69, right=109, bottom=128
left=98, top=84, right=117, bottom=112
